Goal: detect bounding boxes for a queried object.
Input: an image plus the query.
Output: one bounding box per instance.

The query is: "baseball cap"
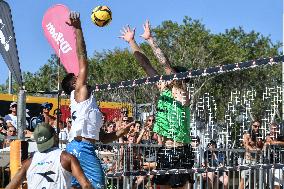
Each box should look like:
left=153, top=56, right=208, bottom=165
left=26, top=109, right=30, bottom=118
left=33, top=123, right=56, bottom=152
left=10, top=102, right=17, bottom=108
left=41, top=102, right=53, bottom=110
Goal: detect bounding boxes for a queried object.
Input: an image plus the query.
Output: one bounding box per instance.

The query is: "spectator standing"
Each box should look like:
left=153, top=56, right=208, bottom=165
left=264, top=122, right=284, bottom=189
left=240, top=120, right=263, bottom=189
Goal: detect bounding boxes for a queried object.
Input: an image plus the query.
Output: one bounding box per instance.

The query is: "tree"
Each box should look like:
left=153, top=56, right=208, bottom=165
left=23, top=54, right=66, bottom=95
left=21, top=17, right=281, bottom=134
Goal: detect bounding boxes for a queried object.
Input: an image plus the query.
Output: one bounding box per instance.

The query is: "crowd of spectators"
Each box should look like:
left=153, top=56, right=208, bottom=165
left=1, top=103, right=284, bottom=188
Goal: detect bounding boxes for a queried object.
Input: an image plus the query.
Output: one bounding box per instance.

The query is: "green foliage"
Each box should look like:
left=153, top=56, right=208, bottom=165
left=23, top=54, right=66, bottom=94
left=16, top=16, right=281, bottom=122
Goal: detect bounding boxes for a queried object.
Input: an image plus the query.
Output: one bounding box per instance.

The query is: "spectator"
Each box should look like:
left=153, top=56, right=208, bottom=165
left=4, top=102, right=17, bottom=129
left=65, top=117, right=72, bottom=133
left=202, top=140, right=228, bottom=189
left=114, top=107, right=129, bottom=129
left=58, top=120, right=68, bottom=141
left=0, top=117, right=7, bottom=136
left=191, top=136, right=203, bottom=168
left=4, top=126, right=17, bottom=147
left=136, top=115, right=157, bottom=145
left=264, top=122, right=284, bottom=189
left=35, top=102, right=53, bottom=128
left=105, top=122, right=116, bottom=133
left=240, top=120, right=263, bottom=189
left=101, top=112, right=107, bottom=125
left=134, top=121, right=141, bottom=134
left=121, top=107, right=129, bottom=118
left=6, top=126, right=17, bottom=137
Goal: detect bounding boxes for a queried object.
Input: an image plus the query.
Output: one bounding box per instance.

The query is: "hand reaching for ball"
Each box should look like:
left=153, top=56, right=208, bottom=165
left=66, top=12, right=81, bottom=29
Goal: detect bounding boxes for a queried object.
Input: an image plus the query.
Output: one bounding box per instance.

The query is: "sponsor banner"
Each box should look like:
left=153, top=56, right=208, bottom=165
left=0, top=0, right=22, bottom=85
left=42, top=4, right=79, bottom=75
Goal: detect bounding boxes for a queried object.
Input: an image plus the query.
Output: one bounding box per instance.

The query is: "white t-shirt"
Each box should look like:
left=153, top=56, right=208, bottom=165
left=69, top=90, right=102, bottom=141
left=26, top=148, right=72, bottom=189
left=4, top=114, right=17, bottom=129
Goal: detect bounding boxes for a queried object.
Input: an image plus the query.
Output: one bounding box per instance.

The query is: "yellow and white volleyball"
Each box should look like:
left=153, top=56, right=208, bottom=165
left=91, top=6, right=112, bottom=27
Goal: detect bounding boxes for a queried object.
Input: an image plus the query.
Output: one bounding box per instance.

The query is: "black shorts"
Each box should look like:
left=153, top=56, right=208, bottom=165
left=153, top=144, right=195, bottom=187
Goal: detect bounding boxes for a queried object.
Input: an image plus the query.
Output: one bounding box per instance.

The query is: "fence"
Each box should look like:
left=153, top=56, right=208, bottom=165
left=1, top=132, right=284, bottom=188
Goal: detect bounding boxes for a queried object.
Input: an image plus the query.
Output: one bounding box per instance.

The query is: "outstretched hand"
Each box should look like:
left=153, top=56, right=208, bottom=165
left=119, top=25, right=136, bottom=43
left=140, top=20, right=152, bottom=40
left=121, top=121, right=135, bottom=134
left=66, top=11, right=81, bottom=29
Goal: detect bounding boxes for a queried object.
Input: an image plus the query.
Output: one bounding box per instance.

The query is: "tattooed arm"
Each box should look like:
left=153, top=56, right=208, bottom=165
left=140, top=20, right=175, bottom=75
left=119, top=25, right=158, bottom=77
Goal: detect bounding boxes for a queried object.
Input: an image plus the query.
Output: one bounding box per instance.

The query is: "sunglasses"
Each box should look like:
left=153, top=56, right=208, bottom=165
left=148, top=119, right=154, bottom=122
left=253, top=124, right=260, bottom=128
left=11, top=105, right=17, bottom=108
left=8, top=130, right=16, bottom=133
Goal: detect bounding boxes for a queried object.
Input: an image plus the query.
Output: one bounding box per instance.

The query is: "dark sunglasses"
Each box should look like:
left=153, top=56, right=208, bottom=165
left=11, top=105, right=17, bottom=108
left=253, top=124, right=260, bottom=128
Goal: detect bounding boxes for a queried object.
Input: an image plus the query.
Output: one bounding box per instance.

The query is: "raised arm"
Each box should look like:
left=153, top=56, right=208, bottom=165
left=99, top=122, right=135, bottom=144
left=119, top=25, right=158, bottom=77
left=140, top=20, right=175, bottom=75
left=66, top=12, right=89, bottom=102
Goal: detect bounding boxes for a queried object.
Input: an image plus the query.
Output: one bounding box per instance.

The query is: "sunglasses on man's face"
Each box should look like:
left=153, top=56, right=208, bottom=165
left=11, top=105, right=17, bottom=108
left=253, top=124, right=260, bottom=128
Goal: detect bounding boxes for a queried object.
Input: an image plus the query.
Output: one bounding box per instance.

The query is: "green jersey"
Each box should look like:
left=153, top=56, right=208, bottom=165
left=153, top=89, right=191, bottom=143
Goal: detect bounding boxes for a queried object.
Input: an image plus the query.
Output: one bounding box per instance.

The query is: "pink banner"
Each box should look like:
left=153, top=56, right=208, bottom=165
left=42, top=4, right=79, bottom=75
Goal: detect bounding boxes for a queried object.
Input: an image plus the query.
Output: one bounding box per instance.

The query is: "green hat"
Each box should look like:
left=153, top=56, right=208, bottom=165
left=34, top=123, right=56, bottom=152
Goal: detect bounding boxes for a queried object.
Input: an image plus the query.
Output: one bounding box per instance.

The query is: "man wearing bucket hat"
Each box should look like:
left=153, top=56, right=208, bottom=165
left=5, top=123, right=93, bottom=189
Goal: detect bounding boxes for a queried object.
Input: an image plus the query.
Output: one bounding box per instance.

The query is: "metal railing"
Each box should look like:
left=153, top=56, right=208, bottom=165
left=0, top=139, right=283, bottom=188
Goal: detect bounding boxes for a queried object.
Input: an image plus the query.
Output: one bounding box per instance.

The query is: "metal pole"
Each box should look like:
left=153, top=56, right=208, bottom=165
left=8, top=70, right=12, bottom=94
left=282, top=0, right=284, bottom=120
left=56, top=57, right=61, bottom=134
left=17, top=89, right=26, bottom=140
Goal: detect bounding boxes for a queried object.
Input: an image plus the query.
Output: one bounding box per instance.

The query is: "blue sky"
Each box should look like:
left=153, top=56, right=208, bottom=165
left=0, top=0, right=282, bottom=85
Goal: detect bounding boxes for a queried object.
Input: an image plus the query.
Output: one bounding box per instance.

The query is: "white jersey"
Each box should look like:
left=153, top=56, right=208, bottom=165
left=69, top=90, right=102, bottom=141
left=4, top=114, right=17, bottom=129
left=26, top=148, right=72, bottom=189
